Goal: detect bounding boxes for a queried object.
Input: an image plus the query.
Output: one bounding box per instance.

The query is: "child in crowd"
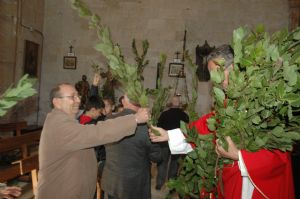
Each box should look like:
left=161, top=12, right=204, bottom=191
left=79, top=95, right=106, bottom=199
left=103, top=97, right=115, bottom=117
left=79, top=96, right=105, bottom=125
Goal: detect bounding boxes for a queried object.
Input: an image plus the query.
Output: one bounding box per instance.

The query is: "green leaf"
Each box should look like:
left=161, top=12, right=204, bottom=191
left=277, top=80, right=285, bottom=98
left=252, top=115, right=261, bottom=124
left=180, top=121, right=188, bottom=134
left=233, top=27, right=247, bottom=64
left=283, top=65, right=298, bottom=86
left=256, top=24, right=265, bottom=33
left=255, top=136, right=267, bottom=148
left=225, top=106, right=235, bottom=117
left=101, top=27, right=111, bottom=44
left=261, top=110, right=271, bottom=119
left=270, top=46, right=280, bottom=61
left=0, top=74, right=36, bottom=116
left=188, top=150, right=198, bottom=159
left=139, top=93, right=148, bottom=107
left=0, top=109, right=6, bottom=117
left=210, top=70, right=223, bottom=84
left=286, top=131, right=300, bottom=140
left=199, top=150, right=207, bottom=158
left=207, top=118, right=216, bottom=131
left=293, top=29, right=300, bottom=40
left=213, top=87, right=225, bottom=105
left=271, top=126, right=284, bottom=137
left=94, top=43, right=113, bottom=55
left=91, top=14, right=100, bottom=23
left=291, top=97, right=300, bottom=107
left=284, top=93, right=299, bottom=103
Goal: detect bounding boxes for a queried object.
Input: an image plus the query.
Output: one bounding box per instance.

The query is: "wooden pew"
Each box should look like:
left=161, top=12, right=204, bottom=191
left=0, top=121, right=27, bottom=135
left=0, top=125, right=41, bottom=195
left=0, top=121, right=28, bottom=158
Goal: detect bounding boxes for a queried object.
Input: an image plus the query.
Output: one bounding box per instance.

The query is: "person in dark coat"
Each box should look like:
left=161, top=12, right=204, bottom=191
left=155, top=96, right=189, bottom=190
left=101, top=95, right=162, bottom=199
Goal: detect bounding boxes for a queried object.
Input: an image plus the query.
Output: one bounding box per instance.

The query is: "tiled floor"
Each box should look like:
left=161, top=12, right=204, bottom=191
left=151, top=163, right=171, bottom=199
left=14, top=163, right=179, bottom=199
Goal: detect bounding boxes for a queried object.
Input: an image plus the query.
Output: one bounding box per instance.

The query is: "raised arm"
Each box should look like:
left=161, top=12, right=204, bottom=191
left=90, top=73, right=101, bottom=96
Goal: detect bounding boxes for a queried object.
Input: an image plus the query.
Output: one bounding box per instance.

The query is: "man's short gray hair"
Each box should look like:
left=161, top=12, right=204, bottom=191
left=207, top=44, right=234, bottom=69
left=49, top=83, right=72, bottom=108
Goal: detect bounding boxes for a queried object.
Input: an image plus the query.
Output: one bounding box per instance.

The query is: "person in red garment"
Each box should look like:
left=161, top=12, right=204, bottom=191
left=150, top=45, right=295, bottom=199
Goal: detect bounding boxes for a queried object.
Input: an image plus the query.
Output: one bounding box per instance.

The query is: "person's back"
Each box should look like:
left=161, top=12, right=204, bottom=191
left=102, top=108, right=161, bottom=199
left=155, top=96, right=189, bottom=190
left=158, top=107, right=189, bottom=130
left=157, top=95, right=189, bottom=130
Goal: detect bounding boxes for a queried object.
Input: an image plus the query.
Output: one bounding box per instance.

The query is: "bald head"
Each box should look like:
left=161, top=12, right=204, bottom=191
left=171, top=96, right=180, bottom=108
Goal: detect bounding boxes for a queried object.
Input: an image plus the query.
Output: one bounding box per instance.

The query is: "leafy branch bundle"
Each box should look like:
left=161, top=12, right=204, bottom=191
left=184, top=51, right=200, bottom=121
left=132, top=39, right=150, bottom=81
left=166, top=26, right=300, bottom=199
left=147, top=54, right=171, bottom=126
left=167, top=52, right=217, bottom=198
left=71, top=0, right=148, bottom=106
left=208, top=25, right=300, bottom=153
left=0, top=74, right=37, bottom=117
left=72, top=0, right=172, bottom=136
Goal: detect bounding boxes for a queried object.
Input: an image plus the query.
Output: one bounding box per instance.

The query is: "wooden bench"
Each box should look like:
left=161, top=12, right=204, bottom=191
left=0, top=122, right=102, bottom=198
left=0, top=121, right=28, bottom=158
left=0, top=122, right=41, bottom=195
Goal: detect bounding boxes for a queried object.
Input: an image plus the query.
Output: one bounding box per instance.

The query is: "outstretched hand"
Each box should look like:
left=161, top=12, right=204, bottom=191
left=0, top=186, right=22, bottom=199
left=149, top=125, right=169, bottom=142
left=215, top=136, right=239, bottom=160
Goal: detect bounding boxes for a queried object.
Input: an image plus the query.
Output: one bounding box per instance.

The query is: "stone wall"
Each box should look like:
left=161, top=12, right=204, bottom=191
left=0, top=0, right=44, bottom=124
left=30, top=0, right=291, bottom=123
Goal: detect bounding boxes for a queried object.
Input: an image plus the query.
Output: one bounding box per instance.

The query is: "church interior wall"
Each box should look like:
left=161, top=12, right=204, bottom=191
left=0, top=0, right=289, bottom=125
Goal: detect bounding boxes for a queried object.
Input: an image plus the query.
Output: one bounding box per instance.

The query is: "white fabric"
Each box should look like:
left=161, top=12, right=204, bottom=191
left=167, top=128, right=193, bottom=154
left=238, top=151, right=254, bottom=199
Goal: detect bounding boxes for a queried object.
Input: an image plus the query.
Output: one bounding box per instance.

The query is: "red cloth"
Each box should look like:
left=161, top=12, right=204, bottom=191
left=189, top=113, right=214, bottom=135
left=190, top=114, right=295, bottom=199
left=189, top=113, right=215, bottom=149
left=219, top=149, right=295, bottom=199
left=79, top=114, right=92, bottom=124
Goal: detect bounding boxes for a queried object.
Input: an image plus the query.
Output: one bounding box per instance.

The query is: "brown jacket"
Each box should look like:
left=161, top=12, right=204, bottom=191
left=36, top=109, right=137, bottom=199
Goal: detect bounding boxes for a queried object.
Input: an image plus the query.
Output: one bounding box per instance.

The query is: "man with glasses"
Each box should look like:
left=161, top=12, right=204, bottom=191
left=36, top=83, right=150, bottom=199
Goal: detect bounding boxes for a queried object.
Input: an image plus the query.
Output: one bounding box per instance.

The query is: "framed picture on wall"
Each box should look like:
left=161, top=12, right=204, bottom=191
left=168, top=63, right=184, bottom=77
left=24, top=40, right=39, bottom=77
left=63, top=56, right=77, bottom=69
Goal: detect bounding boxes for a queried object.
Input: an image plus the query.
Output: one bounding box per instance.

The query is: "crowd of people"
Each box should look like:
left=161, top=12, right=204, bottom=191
left=2, top=45, right=297, bottom=199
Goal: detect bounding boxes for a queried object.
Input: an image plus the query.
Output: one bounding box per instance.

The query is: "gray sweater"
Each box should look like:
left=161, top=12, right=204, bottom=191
left=102, top=109, right=162, bottom=199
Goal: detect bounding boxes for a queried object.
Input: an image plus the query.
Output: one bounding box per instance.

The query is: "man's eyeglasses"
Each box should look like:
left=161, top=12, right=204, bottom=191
left=56, top=95, right=82, bottom=100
